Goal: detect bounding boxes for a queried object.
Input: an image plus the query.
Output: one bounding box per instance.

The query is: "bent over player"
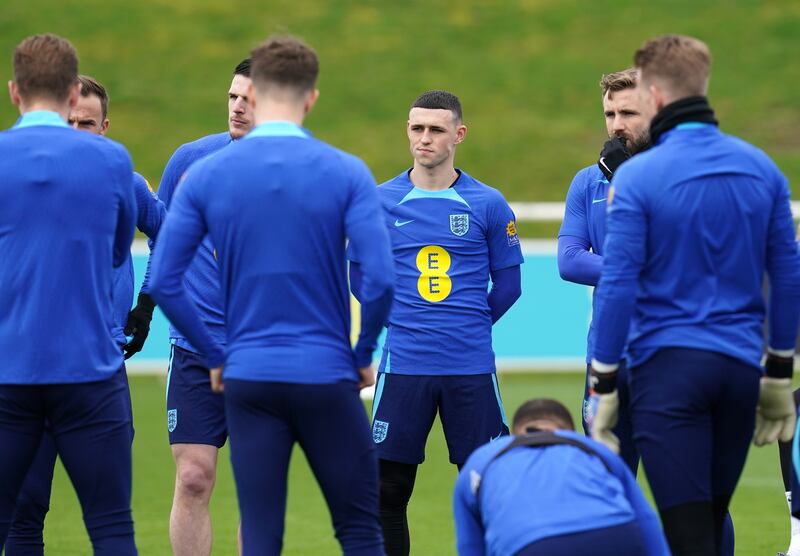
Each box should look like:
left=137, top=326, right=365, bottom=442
left=349, top=90, right=523, bottom=556
left=151, top=35, right=394, bottom=555
left=590, top=35, right=800, bottom=556
left=0, top=34, right=137, bottom=554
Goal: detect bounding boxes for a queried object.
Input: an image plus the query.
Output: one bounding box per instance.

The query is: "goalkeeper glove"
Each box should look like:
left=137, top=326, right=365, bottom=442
left=123, top=293, right=156, bottom=359
left=597, top=136, right=630, bottom=181
left=589, top=361, right=620, bottom=454
left=754, top=352, right=796, bottom=446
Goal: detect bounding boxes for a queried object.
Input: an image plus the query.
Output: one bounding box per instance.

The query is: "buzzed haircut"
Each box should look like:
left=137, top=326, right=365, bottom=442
left=512, top=399, right=575, bottom=432
left=13, top=34, right=78, bottom=103
left=411, top=90, right=463, bottom=122
left=634, top=34, right=712, bottom=98
left=78, top=75, right=108, bottom=120
left=599, top=68, right=638, bottom=99
left=250, top=35, right=318, bottom=94
left=234, top=58, right=251, bottom=78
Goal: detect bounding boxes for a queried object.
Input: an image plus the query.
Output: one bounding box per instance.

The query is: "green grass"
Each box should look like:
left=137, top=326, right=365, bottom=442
left=40, top=373, right=792, bottom=554
left=1, top=0, right=799, bottom=210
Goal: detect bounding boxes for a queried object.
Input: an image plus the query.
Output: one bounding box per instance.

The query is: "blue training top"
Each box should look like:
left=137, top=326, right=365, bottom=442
left=453, top=430, right=669, bottom=556
left=157, top=132, right=231, bottom=353
left=558, top=164, right=610, bottom=363
left=350, top=169, right=523, bottom=375
left=593, top=123, right=800, bottom=369
left=111, top=172, right=165, bottom=345
left=151, top=121, right=395, bottom=381
left=0, top=111, right=136, bottom=384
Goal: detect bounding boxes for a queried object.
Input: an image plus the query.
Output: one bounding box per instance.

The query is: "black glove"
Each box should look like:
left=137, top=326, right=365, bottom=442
left=597, top=137, right=631, bottom=180
left=123, top=293, right=156, bottom=359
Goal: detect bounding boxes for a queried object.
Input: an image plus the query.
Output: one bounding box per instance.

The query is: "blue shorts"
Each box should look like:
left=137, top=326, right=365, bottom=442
left=371, top=373, right=509, bottom=466
left=166, top=345, right=227, bottom=448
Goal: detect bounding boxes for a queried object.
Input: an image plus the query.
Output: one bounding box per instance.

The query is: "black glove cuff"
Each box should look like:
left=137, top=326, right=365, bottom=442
left=765, top=354, right=793, bottom=379
left=589, top=368, right=618, bottom=395
left=136, top=293, right=156, bottom=316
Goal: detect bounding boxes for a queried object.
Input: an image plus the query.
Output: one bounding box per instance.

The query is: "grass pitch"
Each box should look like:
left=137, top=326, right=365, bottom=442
left=39, top=372, right=791, bottom=554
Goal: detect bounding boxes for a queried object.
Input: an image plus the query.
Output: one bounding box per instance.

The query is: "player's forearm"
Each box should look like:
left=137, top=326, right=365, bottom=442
left=348, top=261, right=364, bottom=303
left=113, top=179, right=138, bottom=268
left=591, top=279, right=637, bottom=366
left=353, top=287, right=393, bottom=368
left=488, top=265, right=521, bottom=324
left=557, top=236, right=602, bottom=286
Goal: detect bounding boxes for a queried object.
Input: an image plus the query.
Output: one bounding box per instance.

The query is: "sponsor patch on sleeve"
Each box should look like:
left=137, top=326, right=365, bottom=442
left=506, top=220, right=520, bottom=246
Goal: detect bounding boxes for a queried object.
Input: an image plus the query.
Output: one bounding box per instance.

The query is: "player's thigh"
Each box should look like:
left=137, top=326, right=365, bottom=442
left=0, top=385, right=46, bottom=523
left=439, top=374, right=509, bottom=466
left=629, top=349, right=716, bottom=510
left=13, top=428, right=58, bottom=518
left=711, top=358, right=760, bottom=497
left=371, top=373, right=438, bottom=465
left=166, top=346, right=227, bottom=448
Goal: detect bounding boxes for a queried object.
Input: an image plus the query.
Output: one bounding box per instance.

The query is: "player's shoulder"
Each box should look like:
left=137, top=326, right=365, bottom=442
left=572, top=164, right=605, bottom=187
left=720, top=132, right=785, bottom=180
left=377, top=170, right=413, bottom=198
left=456, top=170, right=513, bottom=213
left=171, top=132, right=231, bottom=165
left=463, top=436, right=516, bottom=471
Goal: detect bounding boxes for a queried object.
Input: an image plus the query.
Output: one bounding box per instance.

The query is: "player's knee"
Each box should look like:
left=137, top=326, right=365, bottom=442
left=175, top=460, right=216, bottom=500
left=379, top=462, right=416, bottom=510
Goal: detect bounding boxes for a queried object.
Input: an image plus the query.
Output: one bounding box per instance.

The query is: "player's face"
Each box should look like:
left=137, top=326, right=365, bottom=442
left=228, top=74, right=255, bottom=140
left=602, top=87, right=655, bottom=154
left=407, top=108, right=467, bottom=169
left=68, top=94, right=108, bottom=135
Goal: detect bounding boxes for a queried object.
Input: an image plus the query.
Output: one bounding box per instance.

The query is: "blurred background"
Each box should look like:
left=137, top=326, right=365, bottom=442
left=2, top=1, right=799, bottom=553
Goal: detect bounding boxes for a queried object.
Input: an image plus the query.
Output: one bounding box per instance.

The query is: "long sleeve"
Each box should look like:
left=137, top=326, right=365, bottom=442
left=453, top=466, right=486, bottom=556
left=344, top=162, right=395, bottom=368
left=149, top=164, right=224, bottom=368
left=488, top=265, right=521, bottom=323
left=349, top=261, right=364, bottom=303
left=133, top=173, right=166, bottom=294
left=557, top=235, right=603, bottom=286
left=113, top=159, right=137, bottom=268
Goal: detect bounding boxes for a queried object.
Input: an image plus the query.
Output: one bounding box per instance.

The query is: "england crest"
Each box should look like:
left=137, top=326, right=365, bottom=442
left=373, top=420, right=389, bottom=443
left=449, top=214, right=469, bottom=236
left=167, top=409, right=178, bottom=433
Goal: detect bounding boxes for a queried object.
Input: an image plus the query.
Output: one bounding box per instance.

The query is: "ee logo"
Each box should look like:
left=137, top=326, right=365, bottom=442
left=416, top=245, right=452, bottom=302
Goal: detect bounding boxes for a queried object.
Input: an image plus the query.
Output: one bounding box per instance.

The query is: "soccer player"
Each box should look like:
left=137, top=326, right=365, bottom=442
left=157, top=58, right=253, bottom=556
left=0, top=34, right=137, bottom=554
left=453, top=398, right=670, bottom=555
left=589, top=35, right=800, bottom=556
left=150, top=35, right=394, bottom=555
left=557, top=68, right=655, bottom=472
left=348, top=90, right=523, bottom=555
left=4, top=74, right=165, bottom=555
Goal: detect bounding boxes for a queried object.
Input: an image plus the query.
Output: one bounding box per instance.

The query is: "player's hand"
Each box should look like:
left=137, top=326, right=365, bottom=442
left=754, top=363, right=795, bottom=445
left=358, top=365, right=376, bottom=390
left=210, top=366, right=224, bottom=393
left=597, top=136, right=631, bottom=181
left=591, top=391, right=620, bottom=453
left=123, top=293, right=156, bottom=359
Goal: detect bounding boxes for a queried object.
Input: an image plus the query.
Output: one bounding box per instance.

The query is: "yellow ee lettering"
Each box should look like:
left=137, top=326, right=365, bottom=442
left=416, top=245, right=452, bottom=302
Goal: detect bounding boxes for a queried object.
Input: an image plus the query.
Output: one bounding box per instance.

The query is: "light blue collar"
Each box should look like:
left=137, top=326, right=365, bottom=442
left=674, top=122, right=715, bottom=131
left=13, top=110, right=69, bottom=129
left=244, top=120, right=309, bottom=140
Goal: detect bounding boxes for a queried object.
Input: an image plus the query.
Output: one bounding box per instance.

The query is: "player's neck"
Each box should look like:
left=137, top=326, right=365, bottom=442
left=409, top=163, right=459, bottom=191
left=254, top=103, right=305, bottom=127
left=18, top=100, right=70, bottom=122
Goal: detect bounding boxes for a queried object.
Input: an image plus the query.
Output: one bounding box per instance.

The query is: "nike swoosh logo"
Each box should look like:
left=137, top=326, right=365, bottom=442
left=394, top=219, right=415, bottom=227
left=592, top=198, right=607, bottom=204
left=489, top=432, right=503, bottom=442
left=598, top=156, right=612, bottom=175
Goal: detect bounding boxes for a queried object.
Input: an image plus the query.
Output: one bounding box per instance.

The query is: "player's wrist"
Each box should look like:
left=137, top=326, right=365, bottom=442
left=765, top=349, right=794, bottom=380
left=590, top=359, right=619, bottom=395
left=136, top=292, right=156, bottom=317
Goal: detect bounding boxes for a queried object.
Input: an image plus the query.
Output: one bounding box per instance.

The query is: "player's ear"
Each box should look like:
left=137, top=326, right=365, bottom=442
left=67, top=81, right=80, bottom=109
left=455, top=124, right=467, bottom=144
left=100, top=118, right=110, bottom=135
left=246, top=82, right=257, bottom=111
left=304, top=88, right=320, bottom=115
left=8, top=80, right=20, bottom=108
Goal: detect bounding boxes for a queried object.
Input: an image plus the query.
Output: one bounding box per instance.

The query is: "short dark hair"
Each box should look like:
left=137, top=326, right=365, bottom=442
left=13, top=34, right=78, bottom=103
left=634, top=34, right=711, bottom=98
left=78, top=75, right=108, bottom=120
left=411, top=90, right=463, bottom=122
left=234, top=58, right=251, bottom=77
left=250, top=35, right=318, bottom=95
left=512, top=399, right=575, bottom=432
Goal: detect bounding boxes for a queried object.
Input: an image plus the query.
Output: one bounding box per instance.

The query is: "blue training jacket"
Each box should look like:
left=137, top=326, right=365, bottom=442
left=453, top=430, right=669, bottom=555
left=150, top=121, right=394, bottom=381
left=0, top=111, right=136, bottom=384
left=593, top=123, right=800, bottom=369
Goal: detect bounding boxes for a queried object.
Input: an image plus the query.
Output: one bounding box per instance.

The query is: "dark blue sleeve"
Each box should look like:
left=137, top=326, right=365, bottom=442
left=149, top=164, right=225, bottom=368
left=344, top=159, right=395, bottom=368
left=558, top=170, right=603, bottom=286
left=113, top=149, right=137, bottom=268
left=133, top=174, right=166, bottom=295
left=557, top=235, right=602, bottom=286
left=765, top=171, right=800, bottom=352
left=349, top=261, right=364, bottom=303
left=591, top=172, right=646, bottom=366
left=597, top=442, right=670, bottom=555
left=156, top=146, right=189, bottom=209
left=488, top=265, right=521, bottom=324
